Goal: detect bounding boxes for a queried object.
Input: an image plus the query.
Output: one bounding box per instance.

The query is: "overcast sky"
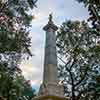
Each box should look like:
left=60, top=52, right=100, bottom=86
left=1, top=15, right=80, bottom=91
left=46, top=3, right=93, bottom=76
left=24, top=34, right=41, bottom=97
left=20, top=0, right=89, bottom=91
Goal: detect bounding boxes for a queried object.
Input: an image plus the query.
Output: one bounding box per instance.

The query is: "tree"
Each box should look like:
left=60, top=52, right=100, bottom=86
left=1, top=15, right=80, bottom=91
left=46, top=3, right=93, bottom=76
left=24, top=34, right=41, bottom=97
left=76, top=0, right=100, bottom=32
left=56, top=20, right=100, bottom=100
left=0, top=0, right=38, bottom=55
left=0, top=0, right=37, bottom=99
left=0, top=62, right=36, bottom=100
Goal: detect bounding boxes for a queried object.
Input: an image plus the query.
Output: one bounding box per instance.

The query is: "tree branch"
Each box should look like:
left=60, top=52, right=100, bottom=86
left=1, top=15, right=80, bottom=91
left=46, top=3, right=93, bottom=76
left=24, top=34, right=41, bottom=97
left=58, top=56, right=76, bottom=100
left=74, top=70, right=87, bottom=87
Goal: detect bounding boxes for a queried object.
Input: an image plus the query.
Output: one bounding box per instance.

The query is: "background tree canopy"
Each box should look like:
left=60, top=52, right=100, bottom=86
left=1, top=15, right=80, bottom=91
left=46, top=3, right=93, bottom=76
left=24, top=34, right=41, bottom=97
left=0, top=0, right=37, bottom=55
left=0, top=0, right=37, bottom=99
left=76, top=0, right=100, bottom=32
left=57, top=20, right=100, bottom=100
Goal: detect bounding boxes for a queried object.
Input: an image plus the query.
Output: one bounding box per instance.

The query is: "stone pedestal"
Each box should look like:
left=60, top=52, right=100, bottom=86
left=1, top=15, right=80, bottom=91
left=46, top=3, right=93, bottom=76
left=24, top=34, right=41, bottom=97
left=39, top=83, right=64, bottom=97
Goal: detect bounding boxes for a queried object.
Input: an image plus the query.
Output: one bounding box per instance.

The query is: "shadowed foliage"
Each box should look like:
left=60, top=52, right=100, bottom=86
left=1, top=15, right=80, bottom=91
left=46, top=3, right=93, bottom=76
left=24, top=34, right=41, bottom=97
left=0, top=0, right=37, bottom=99
left=76, top=0, right=100, bottom=32
left=57, top=20, right=100, bottom=100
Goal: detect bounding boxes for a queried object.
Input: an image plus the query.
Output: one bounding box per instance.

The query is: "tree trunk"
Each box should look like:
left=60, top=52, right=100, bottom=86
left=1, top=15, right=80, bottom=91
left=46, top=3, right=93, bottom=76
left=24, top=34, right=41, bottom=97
left=72, top=85, right=75, bottom=100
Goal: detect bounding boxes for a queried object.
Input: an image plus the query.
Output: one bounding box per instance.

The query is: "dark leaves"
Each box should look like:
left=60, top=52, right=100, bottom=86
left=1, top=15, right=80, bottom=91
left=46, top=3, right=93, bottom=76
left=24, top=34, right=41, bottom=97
left=57, top=20, right=100, bottom=99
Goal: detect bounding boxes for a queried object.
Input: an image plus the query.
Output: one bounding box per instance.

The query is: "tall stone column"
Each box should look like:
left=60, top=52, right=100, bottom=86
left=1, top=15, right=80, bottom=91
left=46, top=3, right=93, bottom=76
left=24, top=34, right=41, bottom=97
left=43, top=14, right=58, bottom=84
left=38, top=14, right=64, bottom=97
left=33, top=14, right=68, bottom=100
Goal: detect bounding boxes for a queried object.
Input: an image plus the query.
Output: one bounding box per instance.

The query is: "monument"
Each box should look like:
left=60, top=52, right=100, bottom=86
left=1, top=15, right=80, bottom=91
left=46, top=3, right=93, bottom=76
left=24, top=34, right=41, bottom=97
left=33, top=14, right=67, bottom=100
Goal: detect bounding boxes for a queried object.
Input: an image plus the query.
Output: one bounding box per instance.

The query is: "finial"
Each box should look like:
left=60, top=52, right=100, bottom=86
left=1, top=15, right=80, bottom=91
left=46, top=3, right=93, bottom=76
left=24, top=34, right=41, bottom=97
left=43, top=14, right=58, bottom=31
left=49, top=14, right=53, bottom=22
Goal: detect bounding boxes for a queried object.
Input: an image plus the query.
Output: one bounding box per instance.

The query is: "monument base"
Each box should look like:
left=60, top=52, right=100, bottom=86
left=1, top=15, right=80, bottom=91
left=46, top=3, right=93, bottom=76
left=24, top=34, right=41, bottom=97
left=33, top=94, right=69, bottom=100
left=38, top=83, right=64, bottom=97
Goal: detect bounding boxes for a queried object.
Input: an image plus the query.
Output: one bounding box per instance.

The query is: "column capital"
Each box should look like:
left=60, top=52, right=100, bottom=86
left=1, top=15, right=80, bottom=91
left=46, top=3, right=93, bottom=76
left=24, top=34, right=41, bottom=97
left=43, top=14, right=58, bottom=31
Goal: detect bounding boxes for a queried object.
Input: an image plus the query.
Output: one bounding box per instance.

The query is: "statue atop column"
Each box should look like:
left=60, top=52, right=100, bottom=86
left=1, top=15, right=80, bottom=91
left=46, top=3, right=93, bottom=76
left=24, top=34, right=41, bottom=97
left=49, top=14, right=53, bottom=22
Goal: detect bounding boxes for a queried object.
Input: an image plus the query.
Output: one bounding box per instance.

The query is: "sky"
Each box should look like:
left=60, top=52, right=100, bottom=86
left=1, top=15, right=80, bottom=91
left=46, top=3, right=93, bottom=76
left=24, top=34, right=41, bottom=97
left=20, top=0, right=89, bottom=92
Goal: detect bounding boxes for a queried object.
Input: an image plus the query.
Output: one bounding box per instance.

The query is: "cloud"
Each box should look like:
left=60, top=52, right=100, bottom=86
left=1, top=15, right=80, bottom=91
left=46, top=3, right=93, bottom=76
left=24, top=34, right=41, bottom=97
left=20, top=47, right=44, bottom=86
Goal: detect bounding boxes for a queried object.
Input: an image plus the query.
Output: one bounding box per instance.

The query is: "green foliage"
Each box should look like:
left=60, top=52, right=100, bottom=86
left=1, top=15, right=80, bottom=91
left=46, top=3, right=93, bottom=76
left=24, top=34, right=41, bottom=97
left=0, top=66, right=35, bottom=100
left=76, top=0, right=100, bottom=32
left=57, top=20, right=100, bottom=100
left=0, top=0, right=37, bottom=99
left=0, top=0, right=38, bottom=56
